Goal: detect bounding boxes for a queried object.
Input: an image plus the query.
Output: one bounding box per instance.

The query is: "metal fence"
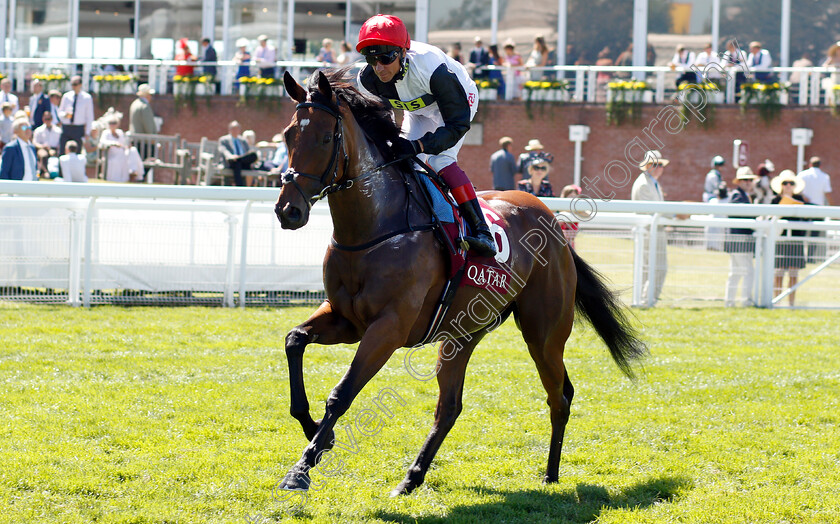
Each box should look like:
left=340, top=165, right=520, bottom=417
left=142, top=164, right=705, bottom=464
left=2, top=57, right=840, bottom=106
left=2, top=182, right=839, bottom=308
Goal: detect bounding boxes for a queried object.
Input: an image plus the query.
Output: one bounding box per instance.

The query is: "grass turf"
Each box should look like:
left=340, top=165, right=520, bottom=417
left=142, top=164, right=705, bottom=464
left=1, top=304, right=838, bottom=523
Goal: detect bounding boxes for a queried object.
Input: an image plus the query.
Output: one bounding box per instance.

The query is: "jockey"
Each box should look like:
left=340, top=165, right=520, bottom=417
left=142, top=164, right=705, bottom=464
left=355, top=14, right=497, bottom=258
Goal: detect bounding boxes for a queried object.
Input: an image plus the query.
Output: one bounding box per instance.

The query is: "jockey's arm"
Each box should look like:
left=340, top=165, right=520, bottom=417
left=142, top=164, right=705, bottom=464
left=416, top=65, right=471, bottom=156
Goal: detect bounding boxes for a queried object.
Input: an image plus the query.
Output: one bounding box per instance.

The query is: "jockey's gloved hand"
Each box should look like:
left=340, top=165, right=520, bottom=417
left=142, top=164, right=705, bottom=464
left=392, top=137, right=422, bottom=159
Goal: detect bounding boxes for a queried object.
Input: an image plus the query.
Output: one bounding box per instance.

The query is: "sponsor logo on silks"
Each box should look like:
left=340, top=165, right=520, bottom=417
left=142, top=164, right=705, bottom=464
left=387, top=94, right=435, bottom=112
left=467, top=92, right=476, bottom=106
left=463, top=262, right=510, bottom=294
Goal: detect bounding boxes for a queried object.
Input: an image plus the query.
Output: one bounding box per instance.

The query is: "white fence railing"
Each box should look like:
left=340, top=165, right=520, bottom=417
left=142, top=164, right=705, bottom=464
left=2, top=181, right=839, bottom=309
left=2, top=57, right=839, bottom=106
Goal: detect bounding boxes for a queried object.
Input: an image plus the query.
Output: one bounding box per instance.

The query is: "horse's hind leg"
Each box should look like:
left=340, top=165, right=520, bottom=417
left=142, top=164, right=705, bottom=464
left=391, top=332, right=484, bottom=496
left=515, top=290, right=576, bottom=484
left=285, top=301, right=360, bottom=440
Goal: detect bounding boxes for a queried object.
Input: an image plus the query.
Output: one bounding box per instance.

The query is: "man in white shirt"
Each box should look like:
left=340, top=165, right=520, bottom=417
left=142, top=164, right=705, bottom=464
left=798, top=156, right=833, bottom=263
left=669, top=45, right=697, bottom=88
left=33, top=110, right=62, bottom=175
left=0, top=119, right=38, bottom=181
left=694, top=42, right=722, bottom=80
left=58, top=75, right=95, bottom=155
left=0, top=78, right=20, bottom=113
left=254, top=35, right=277, bottom=78
left=747, top=41, right=773, bottom=82
left=57, top=140, right=88, bottom=183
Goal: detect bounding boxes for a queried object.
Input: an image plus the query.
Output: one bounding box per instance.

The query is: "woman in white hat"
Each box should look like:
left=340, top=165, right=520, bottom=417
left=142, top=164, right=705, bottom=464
left=517, top=138, right=546, bottom=174
left=770, top=169, right=807, bottom=306
left=723, top=166, right=758, bottom=307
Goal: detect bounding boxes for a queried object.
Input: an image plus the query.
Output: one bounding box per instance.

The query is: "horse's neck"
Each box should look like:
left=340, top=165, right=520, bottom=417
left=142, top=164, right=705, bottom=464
left=328, top=139, right=415, bottom=246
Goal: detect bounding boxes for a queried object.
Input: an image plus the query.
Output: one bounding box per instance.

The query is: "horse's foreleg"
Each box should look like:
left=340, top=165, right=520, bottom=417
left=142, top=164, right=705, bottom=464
left=279, top=313, right=407, bottom=492
left=391, top=332, right=484, bottom=496
left=285, top=301, right=360, bottom=441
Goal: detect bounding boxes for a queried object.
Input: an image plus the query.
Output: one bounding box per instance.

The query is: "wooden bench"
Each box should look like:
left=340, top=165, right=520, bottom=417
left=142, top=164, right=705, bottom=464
left=126, top=132, right=191, bottom=184
left=194, top=137, right=275, bottom=186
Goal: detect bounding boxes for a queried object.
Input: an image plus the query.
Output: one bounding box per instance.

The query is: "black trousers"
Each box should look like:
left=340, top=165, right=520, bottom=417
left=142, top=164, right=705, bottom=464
left=227, top=151, right=258, bottom=186
left=59, top=124, right=85, bottom=155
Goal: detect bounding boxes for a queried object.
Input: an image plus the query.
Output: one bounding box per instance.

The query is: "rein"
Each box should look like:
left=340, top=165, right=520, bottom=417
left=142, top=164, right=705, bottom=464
left=281, top=99, right=405, bottom=209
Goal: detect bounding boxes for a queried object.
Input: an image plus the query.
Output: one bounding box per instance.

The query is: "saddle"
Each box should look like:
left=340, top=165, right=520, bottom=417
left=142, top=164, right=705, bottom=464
left=411, top=163, right=512, bottom=344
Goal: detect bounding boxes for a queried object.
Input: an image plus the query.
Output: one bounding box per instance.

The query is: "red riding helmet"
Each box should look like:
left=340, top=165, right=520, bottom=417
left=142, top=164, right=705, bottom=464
left=356, top=15, right=411, bottom=52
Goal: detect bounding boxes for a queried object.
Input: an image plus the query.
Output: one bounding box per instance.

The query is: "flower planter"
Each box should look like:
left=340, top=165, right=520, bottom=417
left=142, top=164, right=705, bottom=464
left=92, top=80, right=136, bottom=95
left=479, top=88, right=497, bottom=101
left=607, top=89, right=653, bottom=103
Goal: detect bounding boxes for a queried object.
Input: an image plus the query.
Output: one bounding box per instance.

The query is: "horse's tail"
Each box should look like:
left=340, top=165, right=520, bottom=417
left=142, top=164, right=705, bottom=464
left=571, top=248, right=648, bottom=379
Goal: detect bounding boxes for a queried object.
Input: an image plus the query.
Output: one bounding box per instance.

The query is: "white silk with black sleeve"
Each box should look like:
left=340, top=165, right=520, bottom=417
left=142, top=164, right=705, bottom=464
left=357, top=41, right=478, bottom=170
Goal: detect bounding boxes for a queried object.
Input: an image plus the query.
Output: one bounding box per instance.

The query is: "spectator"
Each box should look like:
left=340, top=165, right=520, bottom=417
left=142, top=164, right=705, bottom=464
left=753, top=159, right=775, bottom=204
left=448, top=42, right=463, bottom=64
left=28, top=79, right=51, bottom=128
left=58, top=75, right=95, bottom=155
left=129, top=83, right=156, bottom=181
left=260, top=133, right=289, bottom=176
left=468, top=36, right=491, bottom=79
left=517, top=154, right=555, bottom=197
left=57, top=140, right=88, bottom=183
left=723, top=39, right=749, bottom=98
left=669, top=44, right=697, bottom=88
left=487, top=44, right=505, bottom=95
left=234, top=38, right=252, bottom=84
left=200, top=37, right=218, bottom=78
left=32, top=110, right=61, bottom=176
left=526, top=35, right=550, bottom=81
left=723, top=167, right=758, bottom=307
left=219, top=120, right=258, bottom=186
left=790, top=51, right=813, bottom=85
left=516, top=138, right=546, bottom=176
left=614, top=43, right=634, bottom=78
left=703, top=155, right=727, bottom=202
left=631, top=150, right=670, bottom=305
left=336, top=41, right=361, bottom=65
left=770, top=170, right=808, bottom=306
left=0, top=119, right=38, bottom=181
left=174, top=38, right=196, bottom=77
left=747, top=41, right=773, bottom=83
left=254, top=35, right=277, bottom=78
left=83, top=127, right=100, bottom=167
left=501, top=39, right=524, bottom=98
left=0, top=78, right=19, bottom=113
left=594, top=47, right=614, bottom=95
left=0, top=102, right=14, bottom=148
left=490, top=136, right=516, bottom=190
left=316, top=38, right=335, bottom=64
left=694, top=42, right=722, bottom=80
left=47, top=90, right=62, bottom=123
left=798, top=156, right=832, bottom=263
left=823, top=41, right=840, bottom=86
left=559, top=184, right=583, bottom=248
left=99, top=115, right=144, bottom=182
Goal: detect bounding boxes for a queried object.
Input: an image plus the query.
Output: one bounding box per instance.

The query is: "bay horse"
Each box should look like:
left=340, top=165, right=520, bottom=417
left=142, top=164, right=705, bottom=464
left=274, top=69, right=646, bottom=496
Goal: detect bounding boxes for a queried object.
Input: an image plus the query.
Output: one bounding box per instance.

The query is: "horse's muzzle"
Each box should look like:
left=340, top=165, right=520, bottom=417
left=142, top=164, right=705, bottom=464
left=275, top=200, right=306, bottom=230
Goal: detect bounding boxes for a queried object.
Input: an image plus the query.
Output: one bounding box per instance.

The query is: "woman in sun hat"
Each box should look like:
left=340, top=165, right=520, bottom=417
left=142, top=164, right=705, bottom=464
left=517, top=138, right=546, bottom=175
left=723, top=166, right=758, bottom=307
left=517, top=154, right=554, bottom=197
left=770, top=169, right=808, bottom=306
left=234, top=37, right=252, bottom=83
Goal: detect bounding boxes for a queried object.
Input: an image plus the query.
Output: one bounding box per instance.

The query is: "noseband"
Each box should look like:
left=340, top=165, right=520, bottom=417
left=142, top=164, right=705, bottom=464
left=281, top=99, right=351, bottom=210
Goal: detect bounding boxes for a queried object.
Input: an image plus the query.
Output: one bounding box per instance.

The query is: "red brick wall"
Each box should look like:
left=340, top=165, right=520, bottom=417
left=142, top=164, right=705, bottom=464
left=114, top=95, right=838, bottom=201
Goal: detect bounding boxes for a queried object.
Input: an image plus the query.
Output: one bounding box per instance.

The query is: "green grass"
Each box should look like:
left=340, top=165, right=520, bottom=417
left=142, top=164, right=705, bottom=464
left=1, top=304, right=839, bottom=523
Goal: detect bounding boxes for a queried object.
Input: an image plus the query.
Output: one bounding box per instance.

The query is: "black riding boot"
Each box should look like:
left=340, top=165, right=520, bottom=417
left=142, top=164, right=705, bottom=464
left=459, top=198, right=497, bottom=258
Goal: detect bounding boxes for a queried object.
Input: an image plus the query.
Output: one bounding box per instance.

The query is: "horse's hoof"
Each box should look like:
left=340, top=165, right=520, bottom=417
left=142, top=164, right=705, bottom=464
left=389, top=482, right=414, bottom=497
left=278, top=470, right=311, bottom=492
left=543, top=475, right=559, bottom=484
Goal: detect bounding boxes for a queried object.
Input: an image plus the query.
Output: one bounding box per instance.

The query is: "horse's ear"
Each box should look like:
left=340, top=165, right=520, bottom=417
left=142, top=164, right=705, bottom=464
left=284, top=71, right=307, bottom=103
left=317, top=71, right=333, bottom=100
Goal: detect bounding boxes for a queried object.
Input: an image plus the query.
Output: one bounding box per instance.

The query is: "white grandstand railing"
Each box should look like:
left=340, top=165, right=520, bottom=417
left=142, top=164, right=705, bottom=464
left=1, top=181, right=838, bottom=309
left=1, top=57, right=838, bottom=106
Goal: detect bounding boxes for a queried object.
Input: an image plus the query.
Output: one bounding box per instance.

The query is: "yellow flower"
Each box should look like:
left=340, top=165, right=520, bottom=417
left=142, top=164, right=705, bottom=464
left=173, top=75, right=183, bottom=82
left=93, top=75, right=103, bottom=81
left=539, top=81, right=552, bottom=89
left=199, top=76, right=208, bottom=83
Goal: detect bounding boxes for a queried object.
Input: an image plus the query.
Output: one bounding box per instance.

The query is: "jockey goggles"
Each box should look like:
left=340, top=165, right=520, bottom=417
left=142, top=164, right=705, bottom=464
left=361, top=45, right=402, bottom=66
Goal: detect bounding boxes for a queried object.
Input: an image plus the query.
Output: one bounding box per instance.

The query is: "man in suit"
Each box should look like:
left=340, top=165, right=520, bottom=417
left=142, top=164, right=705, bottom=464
left=219, top=120, right=257, bottom=186
left=129, top=83, right=157, bottom=181
left=28, top=79, right=51, bottom=128
left=468, top=36, right=491, bottom=79
left=58, top=75, right=95, bottom=155
left=200, top=37, right=219, bottom=94
left=0, top=118, right=39, bottom=181
left=747, top=41, right=773, bottom=83
left=0, top=78, right=19, bottom=113
left=631, top=150, right=670, bottom=306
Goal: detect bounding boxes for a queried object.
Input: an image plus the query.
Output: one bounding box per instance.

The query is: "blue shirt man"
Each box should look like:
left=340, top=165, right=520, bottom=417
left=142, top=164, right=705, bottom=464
left=490, top=137, right=517, bottom=190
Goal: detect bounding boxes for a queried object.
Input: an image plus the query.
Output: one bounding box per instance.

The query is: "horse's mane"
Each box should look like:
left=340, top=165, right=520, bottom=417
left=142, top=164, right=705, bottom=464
left=306, top=68, right=400, bottom=158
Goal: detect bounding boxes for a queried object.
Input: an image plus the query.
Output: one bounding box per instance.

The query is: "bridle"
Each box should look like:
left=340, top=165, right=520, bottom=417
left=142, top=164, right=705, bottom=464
left=280, top=99, right=350, bottom=210
left=281, top=96, right=406, bottom=210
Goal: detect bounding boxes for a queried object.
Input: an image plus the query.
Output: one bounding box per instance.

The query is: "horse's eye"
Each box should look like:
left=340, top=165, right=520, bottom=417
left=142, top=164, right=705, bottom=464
left=323, top=133, right=332, bottom=144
